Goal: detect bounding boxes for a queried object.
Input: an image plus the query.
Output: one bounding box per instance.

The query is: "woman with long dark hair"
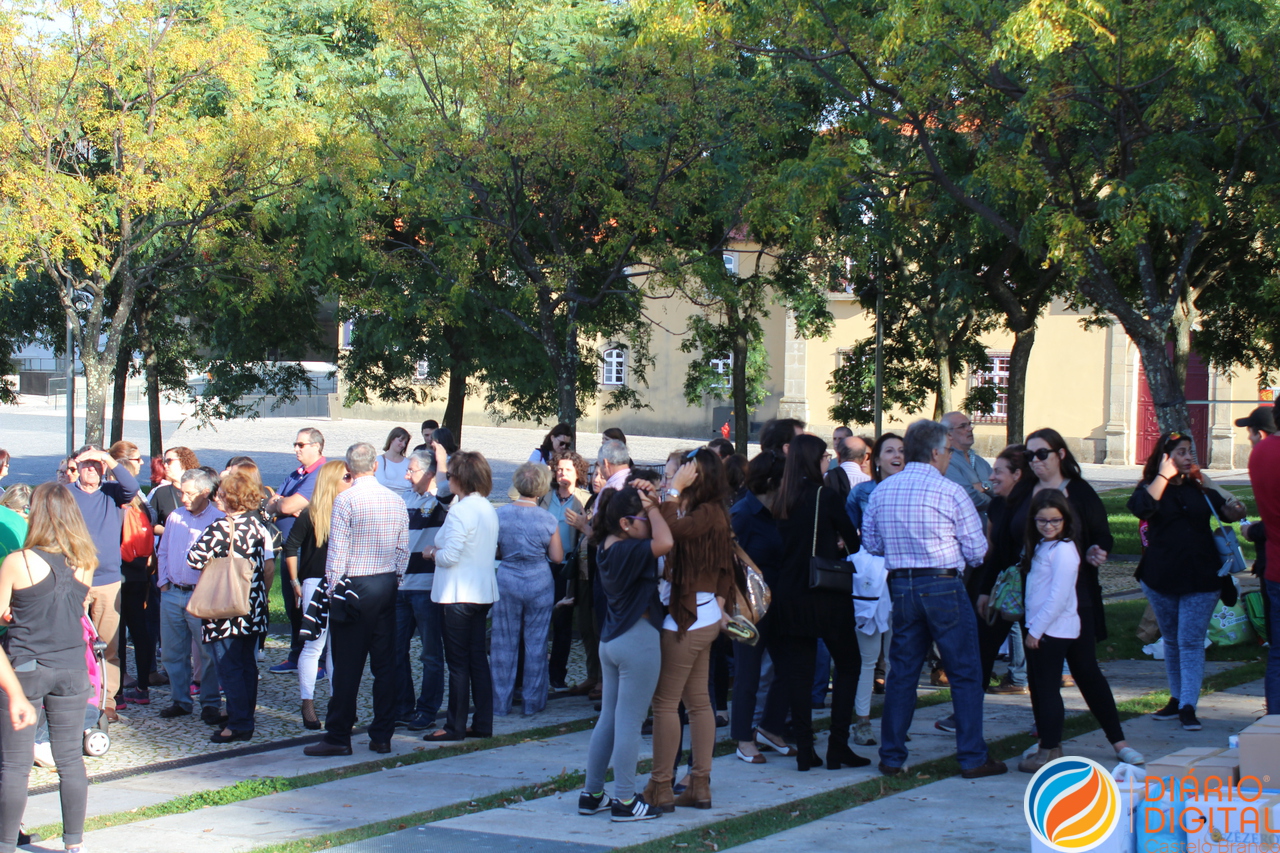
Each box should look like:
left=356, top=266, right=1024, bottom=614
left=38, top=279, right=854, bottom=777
left=1130, top=432, right=1245, bottom=731
left=0, top=483, right=97, bottom=853
left=530, top=424, right=574, bottom=466
left=845, top=433, right=905, bottom=529
left=1025, top=427, right=1142, bottom=765
left=773, top=434, right=866, bottom=771
left=640, top=449, right=733, bottom=811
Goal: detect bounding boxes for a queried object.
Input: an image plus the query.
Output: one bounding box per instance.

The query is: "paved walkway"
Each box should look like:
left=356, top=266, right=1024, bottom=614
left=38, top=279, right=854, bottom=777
left=23, top=659, right=1246, bottom=852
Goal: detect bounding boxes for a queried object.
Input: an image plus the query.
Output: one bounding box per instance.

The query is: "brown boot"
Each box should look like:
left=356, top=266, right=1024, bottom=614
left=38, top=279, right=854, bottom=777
left=1018, top=746, right=1064, bottom=774
left=673, top=775, right=712, bottom=809
left=642, top=777, right=675, bottom=813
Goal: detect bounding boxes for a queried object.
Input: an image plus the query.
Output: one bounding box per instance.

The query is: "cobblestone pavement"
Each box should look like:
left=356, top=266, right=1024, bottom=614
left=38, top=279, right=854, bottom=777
left=31, top=630, right=592, bottom=790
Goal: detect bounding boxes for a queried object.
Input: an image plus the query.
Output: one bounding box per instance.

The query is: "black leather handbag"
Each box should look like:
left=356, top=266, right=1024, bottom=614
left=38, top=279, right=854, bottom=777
left=807, top=489, right=856, bottom=593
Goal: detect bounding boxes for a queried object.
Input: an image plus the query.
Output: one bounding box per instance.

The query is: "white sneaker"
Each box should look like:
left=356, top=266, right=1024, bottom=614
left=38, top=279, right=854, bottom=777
left=33, top=741, right=55, bottom=769
left=1116, top=746, right=1145, bottom=765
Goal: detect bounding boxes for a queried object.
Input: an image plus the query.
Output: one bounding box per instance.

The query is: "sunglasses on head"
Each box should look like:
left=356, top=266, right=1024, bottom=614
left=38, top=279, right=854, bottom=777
left=686, top=449, right=700, bottom=460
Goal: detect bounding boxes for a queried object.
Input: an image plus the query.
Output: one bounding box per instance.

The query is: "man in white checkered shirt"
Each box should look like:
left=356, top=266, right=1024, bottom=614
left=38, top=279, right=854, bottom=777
left=304, top=442, right=409, bottom=757
left=862, top=419, right=1007, bottom=780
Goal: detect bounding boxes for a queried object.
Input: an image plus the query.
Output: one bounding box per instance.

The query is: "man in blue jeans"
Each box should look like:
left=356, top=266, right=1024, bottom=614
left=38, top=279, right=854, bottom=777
left=862, top=419, right=1006, bottom=779
left=1241, top=406, right=1280, bottom=713
left=393, top=449, right=446, bottom=732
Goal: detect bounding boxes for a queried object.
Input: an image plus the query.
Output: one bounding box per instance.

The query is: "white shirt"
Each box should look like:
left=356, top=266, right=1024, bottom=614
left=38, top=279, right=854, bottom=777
left=375, top=455, right=412, bottom=496
left=431, top=494, right=500, bottom=605
left=1025, top=539, right=1080, bottom=641
left=841, top=461, right=871, bottom=488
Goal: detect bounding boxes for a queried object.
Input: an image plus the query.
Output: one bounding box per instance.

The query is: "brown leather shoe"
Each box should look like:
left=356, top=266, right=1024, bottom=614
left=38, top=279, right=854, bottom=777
left=988, top=678, right=1030, bottom=695
left=674, top=775, right=711, bottom=809
left=930, top=668, right=949, bottom=687
left=304, top=741, right=353, bottom=757
left=567, top=680, right=598, bottom=697
left=641, top=777, right=675, bottom=813
left=961, top=757, right=1009, bottom=779
left=1018, top=747, right=1063, bottom=774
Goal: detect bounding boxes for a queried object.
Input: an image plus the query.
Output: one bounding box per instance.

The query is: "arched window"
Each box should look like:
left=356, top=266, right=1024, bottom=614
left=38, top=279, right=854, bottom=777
left=602, top=347, right=627, bottom=386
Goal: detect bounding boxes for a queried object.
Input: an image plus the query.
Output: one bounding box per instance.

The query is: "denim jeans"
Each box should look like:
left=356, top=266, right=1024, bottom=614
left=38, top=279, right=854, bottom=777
left=394, top=589, right=444, bottom=722
left=209, top=635, right=260, bottom=733
left=1268, top=580, right=1280, bottom=715
left=1141, top=583, right=1219, bottom=708
left=880, top=574, right=988, bottom=771
left=159, top=587, right=220, bottom=711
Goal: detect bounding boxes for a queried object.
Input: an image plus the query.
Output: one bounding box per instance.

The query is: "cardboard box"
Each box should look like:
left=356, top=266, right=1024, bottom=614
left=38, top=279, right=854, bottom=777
left=1185, top=791, right=1280, bottom=852
left=1240, top=724, right=1280, bottom=784
left=1193, top=749, right=1242, bottom=787
left=1148, top=748, right=1225, bottom=781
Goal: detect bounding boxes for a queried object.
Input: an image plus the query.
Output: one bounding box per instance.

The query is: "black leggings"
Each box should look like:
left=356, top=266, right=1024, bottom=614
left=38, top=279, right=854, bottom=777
left=0, top=665, right=91, bottom=852
left=1060, top=607, right=1126, bottom=745
left=121, top=578, right=155, bottom=689
left=1025, top=635, right=1072, bottom=749
left=774, top=628, right=859, bottom=749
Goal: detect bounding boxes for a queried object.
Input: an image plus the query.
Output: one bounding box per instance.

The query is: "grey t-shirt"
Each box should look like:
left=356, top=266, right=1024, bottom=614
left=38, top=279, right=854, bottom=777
left=496, top=504, right=557, bottom=568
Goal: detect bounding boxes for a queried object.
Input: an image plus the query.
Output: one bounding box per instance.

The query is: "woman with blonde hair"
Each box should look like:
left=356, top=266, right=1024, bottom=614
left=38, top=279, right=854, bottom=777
left=491, top=462, right=564, bottom=716
left=283, top=460, right=351, bottom=728
left=0, top=483, right=99, bottom=853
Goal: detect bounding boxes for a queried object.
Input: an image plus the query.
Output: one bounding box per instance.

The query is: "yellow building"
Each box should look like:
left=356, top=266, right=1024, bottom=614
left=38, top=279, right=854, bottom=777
left=335, top=251, right=1265, bottom=469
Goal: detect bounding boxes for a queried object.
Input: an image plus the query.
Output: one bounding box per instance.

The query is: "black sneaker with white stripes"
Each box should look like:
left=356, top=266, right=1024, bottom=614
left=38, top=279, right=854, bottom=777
left=1180, top=705, right=1203, bottom=731
left=578, top=790, right=614, bottom=815
left=1151, top=698, right=1181, bottom=721
left=611, top=795, right=662, bottom=822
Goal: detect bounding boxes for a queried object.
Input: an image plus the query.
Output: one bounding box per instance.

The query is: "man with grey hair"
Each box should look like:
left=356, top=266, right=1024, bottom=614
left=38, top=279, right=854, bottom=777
left=306, top=442, right=409, bottom=757
left=862, top=420, right=1003, bottom=779
left=265, top=427, right=326, bottom=674
left=941, top=412, right=993, bottom=521
left=598, top=439, right=632, bottom=491
left=156, top=468, right=225, bottom=723
left=393, top=449, right=447, bottom=732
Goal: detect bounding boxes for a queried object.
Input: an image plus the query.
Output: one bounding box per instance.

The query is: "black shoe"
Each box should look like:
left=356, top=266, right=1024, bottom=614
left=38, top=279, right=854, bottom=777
left=210, top=730, right=253, bottom=744
left=1180, top=705, right=1203, bottom=731
left=934, top=714, right=957, bottom=734
left=826, top=741, right=872, bottom=770
left=369, top=741, right=391, bottom=754
left=878, top=762, right=906, bottom=777
left=578, top=790, right=614, bottom=815
left=611, top=795, right=662, bottom=822
left=201, top=707, right=228, bottom=726
left=304, top=741, right=353, bottom=756
left=17, top=829, right=37, bottom=845
left=405, top=712, right=434, bottom=732
left=961, top=758, right=1009, bottom=779
left=1152, top=699, right=1181, bottom=721
left=158, top=704, right=191, bottom=719
left=796, top=745, right=821, bottom=772
left=550, top=679, right=569, bottom=692
left=641, top=716, right=654, bottom=736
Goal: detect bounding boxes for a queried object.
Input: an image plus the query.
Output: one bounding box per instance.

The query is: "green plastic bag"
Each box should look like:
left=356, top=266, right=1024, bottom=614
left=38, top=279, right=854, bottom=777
left=1208, top=599, right=1257, bottom=646
left=1242, top=590, right=1268, bottom=638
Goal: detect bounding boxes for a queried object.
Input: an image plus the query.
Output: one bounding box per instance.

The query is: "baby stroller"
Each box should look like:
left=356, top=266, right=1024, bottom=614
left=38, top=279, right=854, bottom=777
left=80, top=615, right=111, bottom=756
left=30, top=616, right=111, bottom=767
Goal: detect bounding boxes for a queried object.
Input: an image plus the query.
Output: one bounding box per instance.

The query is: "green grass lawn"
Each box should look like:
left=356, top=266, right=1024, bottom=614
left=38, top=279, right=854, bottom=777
left=1099, top=484, right=1257, bottom=557
left=1098, top=598, right=1266, bottom=663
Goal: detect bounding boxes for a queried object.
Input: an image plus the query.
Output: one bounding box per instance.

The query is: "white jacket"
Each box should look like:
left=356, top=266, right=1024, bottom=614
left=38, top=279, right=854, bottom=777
left=431, top=494, right=500, bottom=605
left=1025, top=539, right=1080, bottom=641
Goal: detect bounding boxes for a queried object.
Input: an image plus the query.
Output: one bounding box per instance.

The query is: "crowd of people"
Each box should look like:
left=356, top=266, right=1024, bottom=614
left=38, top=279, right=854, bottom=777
left=0, top=405, right=1276, bottom=842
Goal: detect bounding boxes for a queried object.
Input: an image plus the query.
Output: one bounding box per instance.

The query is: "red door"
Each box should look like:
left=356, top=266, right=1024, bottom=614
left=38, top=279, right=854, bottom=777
left=1136, top=345, right=1210, bottom=464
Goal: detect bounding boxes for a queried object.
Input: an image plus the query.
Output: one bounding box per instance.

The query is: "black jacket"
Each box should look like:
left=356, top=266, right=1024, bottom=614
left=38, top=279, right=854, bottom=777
left=771, top=480, right=861, bottom=637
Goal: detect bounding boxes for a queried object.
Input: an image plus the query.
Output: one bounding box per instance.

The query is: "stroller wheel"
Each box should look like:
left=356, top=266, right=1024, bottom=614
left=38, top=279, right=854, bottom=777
left=83, top=729, right=110, bottom=757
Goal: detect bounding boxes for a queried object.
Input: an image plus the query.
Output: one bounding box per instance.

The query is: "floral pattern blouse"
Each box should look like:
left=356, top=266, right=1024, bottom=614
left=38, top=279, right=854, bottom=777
left=187, top=513, right=272, bottom=643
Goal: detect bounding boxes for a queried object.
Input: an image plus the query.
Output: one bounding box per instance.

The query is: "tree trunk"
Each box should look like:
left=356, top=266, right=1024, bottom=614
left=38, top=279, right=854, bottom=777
left=557, top=363, right=578, bottom=437
left=110, top=343, right=130, bottom=445
left=1171, top=304, right=1195, bottom=392
left=1133, top=335, right=1193, bottom=437
left=443, top=363, right=467, bottom=445
left=731, top=321, right=749, bottom=455
left=141, top=328, right=163, bottom=458
left=81, top=353, right=111, bottom=447
left=1006, top=326, right=1035, bottom=444
left=933, top=332, right=953, bottom=419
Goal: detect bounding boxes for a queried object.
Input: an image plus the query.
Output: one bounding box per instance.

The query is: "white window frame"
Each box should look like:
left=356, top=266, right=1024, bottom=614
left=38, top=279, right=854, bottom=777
left=970, top=353, right=1010, bottom=424
left=339, top=320, right=355, bottom=350
left=723, top=253, right=738, bottom=277
left=602, top=347, right=627, bottom=386
left=709, top=354, right=732, bottom=391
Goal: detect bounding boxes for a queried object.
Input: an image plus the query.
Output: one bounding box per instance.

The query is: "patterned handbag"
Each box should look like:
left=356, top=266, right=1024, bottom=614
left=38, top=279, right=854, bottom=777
left=986, top=565, right=1025, bottom=623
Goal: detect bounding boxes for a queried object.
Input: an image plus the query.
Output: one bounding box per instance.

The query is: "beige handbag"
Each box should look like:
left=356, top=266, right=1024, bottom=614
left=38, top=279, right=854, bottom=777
left=186, top=516, right=254, bottom=620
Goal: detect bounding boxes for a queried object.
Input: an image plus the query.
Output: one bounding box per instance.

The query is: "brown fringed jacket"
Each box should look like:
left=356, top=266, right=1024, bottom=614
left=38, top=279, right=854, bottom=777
left=659, top=501, right=737, bottom=635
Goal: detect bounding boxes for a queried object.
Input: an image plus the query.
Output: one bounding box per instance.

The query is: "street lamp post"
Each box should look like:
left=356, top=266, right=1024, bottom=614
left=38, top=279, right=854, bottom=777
left=65, top=281, right=75, bottom=456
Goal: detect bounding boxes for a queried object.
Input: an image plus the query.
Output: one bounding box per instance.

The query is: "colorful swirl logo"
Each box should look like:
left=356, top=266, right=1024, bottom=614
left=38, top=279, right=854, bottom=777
left=1024, top=756, right=1120, bottom=851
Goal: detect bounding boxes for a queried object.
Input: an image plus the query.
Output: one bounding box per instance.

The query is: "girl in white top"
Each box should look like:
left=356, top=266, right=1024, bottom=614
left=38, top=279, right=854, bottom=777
left=375, top=427, right=412, bottom=498
left=1019, top=476, right=1146, bottom=773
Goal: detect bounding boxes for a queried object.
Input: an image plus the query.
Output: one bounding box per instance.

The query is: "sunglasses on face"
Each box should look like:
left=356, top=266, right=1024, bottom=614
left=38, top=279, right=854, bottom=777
left=293, top=442, right=314, bottom=449
left=341, top=473, right=352, bottom=482
left=624, top=515, right=649, bottom=523
left=1029, top=448, right=1057, bottom=462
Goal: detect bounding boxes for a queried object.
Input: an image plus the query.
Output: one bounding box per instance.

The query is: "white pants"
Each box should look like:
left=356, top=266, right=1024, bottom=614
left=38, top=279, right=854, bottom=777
left=855, top=628, right=892, bottom=718
left=297, top=578, right=334, bottom=701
